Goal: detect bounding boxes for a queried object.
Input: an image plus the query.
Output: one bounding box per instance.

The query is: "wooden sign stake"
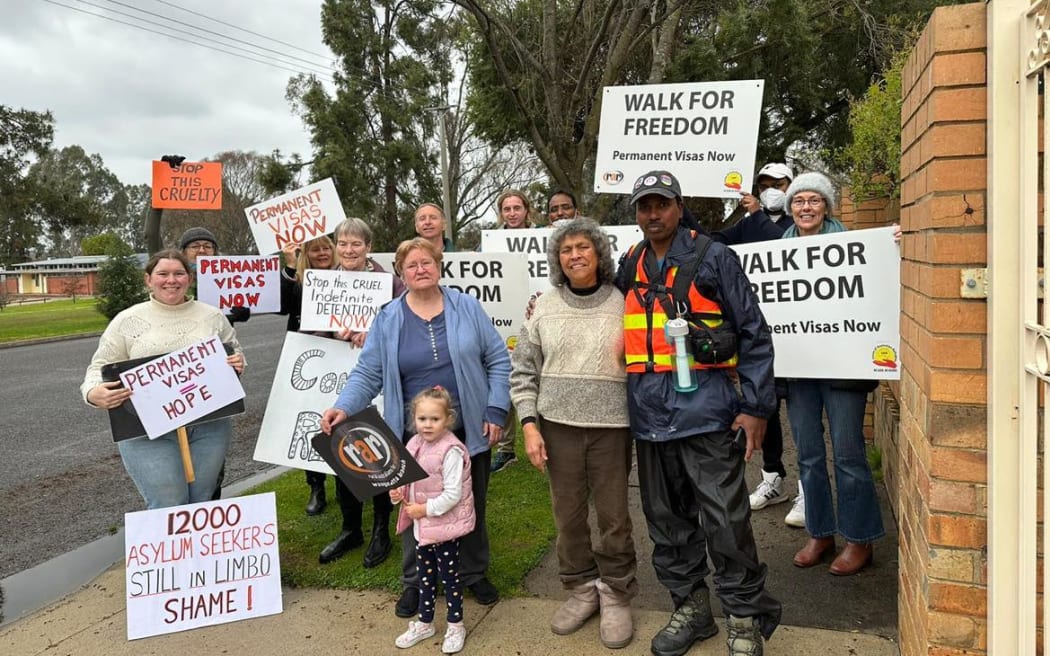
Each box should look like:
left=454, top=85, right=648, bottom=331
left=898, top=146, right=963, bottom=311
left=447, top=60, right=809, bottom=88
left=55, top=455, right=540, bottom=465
left=176, top=426, right=195, bottom=483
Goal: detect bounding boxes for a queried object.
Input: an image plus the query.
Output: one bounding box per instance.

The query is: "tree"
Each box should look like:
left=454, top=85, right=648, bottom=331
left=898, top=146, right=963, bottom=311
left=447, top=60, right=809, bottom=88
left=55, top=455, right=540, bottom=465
left=287, top=0, right=447, bottom=251
left=0, top=105, right=54, bottom=265
left=60, top=274, right=85, bottom=303
left=82, top=232, right=129, bottom=256
left=95, top=243, right=146, bottom=320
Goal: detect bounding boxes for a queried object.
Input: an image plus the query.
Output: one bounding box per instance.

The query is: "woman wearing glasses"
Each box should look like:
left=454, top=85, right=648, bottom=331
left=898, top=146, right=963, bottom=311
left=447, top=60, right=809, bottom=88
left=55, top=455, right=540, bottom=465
left=781, top=172, right=885, bottom=576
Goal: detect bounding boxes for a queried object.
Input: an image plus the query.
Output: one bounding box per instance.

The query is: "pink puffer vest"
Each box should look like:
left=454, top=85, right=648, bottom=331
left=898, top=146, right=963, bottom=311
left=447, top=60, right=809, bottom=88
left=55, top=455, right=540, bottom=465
left=397, top=431, right=475, bottom=546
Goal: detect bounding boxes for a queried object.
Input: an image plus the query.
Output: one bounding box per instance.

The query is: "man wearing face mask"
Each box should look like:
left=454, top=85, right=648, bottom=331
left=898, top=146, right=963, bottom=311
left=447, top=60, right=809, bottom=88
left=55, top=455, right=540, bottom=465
left=712, top=163, right=802, bottom=526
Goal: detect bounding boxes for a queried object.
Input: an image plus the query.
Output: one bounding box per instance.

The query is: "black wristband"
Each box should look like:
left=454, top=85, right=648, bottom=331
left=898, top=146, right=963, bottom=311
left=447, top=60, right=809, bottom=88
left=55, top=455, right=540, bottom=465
left=520, top=416, right=537, bottom=427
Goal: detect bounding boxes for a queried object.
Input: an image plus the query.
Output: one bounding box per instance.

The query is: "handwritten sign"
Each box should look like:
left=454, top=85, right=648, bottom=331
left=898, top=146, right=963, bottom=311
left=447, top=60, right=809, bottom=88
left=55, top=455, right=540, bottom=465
left=245, top=178, right=346, bottom=255
left=196, top=255, right=281, bottom=313
left=729, top=227, right=901, bottom=379
left=299, top=269, right=393, bottom=332
left=124, top=493, right=282, bottom=640
left=254, top=332, right=378, bottom=475
left=151, top=161, right=223, bottom=210
left=120, top=336, right=246, bottom=439
left=481, top=225, right=642, bottom=295
left=593, top=80, right=764, bottom=198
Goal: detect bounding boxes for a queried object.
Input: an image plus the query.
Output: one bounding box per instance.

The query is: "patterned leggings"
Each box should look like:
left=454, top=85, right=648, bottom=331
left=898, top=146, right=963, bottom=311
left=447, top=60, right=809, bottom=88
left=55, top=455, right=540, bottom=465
left=416, top=538, right=463, bottom=624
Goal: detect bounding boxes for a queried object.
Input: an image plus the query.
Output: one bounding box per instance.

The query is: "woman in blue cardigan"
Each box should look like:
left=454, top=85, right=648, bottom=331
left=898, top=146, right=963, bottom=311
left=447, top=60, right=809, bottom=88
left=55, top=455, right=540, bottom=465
left=322, top=237, right=511, bottom=617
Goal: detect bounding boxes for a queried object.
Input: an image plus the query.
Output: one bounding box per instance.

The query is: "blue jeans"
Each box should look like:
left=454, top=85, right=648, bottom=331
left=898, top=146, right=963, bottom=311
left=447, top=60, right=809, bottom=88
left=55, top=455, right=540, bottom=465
left=786, top=381, right=884, bottom=543
left=118, top=418, right=232, bottom=509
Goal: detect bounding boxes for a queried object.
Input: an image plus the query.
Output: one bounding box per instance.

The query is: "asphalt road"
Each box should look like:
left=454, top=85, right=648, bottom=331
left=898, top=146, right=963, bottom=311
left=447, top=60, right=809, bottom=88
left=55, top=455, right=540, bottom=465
left=0, top=314, right=288, bottom=579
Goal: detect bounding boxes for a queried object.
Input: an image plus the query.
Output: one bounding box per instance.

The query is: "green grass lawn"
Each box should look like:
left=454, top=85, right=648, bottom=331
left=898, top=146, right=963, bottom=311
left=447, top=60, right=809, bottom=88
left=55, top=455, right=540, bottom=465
left=0, top=298, right=107, bottom=343
left=247, top=445, right=556, bottom=596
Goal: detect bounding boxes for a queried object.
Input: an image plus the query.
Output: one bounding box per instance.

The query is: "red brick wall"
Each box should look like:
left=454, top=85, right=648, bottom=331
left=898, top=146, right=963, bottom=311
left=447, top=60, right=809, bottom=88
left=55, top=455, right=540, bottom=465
left=44, top=273, right=96, bottom=296
left=895, top=3, right=988, bottom=654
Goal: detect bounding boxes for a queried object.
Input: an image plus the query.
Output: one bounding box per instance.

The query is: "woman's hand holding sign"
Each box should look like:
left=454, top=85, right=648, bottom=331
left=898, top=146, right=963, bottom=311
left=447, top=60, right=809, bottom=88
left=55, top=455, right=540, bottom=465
left=87, top=380, right=132, bottom=409
left=320, top=408, right=348, bottom=434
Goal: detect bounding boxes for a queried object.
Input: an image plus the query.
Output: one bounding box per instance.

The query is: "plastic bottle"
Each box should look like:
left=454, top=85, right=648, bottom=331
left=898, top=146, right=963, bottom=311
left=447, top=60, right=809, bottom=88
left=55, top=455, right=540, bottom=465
left=665, top=318, right=698, bottom=392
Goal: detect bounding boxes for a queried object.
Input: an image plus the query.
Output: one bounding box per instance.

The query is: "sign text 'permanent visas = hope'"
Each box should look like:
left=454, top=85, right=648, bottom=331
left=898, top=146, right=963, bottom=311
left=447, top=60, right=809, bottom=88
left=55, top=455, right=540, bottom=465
left=244, top=177, right=347, bottom=255
left=195, top=255, right=281, bottom=314
left=119, top=335, right=246, bottom=439
left=299, top=269, right=393, bottom=332
left=124, top=493, right=282, bottom=640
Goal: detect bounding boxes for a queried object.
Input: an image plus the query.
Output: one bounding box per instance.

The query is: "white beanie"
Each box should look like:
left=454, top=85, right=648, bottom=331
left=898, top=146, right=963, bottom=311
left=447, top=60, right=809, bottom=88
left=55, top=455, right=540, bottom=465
left=785, top=172, right=837, bottom=209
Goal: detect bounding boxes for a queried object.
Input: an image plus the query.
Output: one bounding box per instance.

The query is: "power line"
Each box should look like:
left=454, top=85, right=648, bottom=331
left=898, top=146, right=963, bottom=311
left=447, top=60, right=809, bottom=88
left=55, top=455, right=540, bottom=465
left=148, top=0, right=333, bottom=61
left=41, top=0, right=334, bottom=82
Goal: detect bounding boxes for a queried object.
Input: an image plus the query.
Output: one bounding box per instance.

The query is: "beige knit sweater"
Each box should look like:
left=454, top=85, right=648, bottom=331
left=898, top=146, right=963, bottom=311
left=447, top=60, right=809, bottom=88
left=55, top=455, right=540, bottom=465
left=509, top=283, right=628, bottom=428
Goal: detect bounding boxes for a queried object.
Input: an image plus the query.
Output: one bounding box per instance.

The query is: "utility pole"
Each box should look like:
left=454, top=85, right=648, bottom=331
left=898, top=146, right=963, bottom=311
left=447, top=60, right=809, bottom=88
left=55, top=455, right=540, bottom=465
left=425, top=105, right=454, bottom=242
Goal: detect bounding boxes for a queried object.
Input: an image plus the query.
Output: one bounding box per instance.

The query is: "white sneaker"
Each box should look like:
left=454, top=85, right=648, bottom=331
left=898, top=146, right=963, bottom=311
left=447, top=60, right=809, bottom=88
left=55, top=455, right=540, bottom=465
left=749, top=471, right=788, bottom=510
left=784, top=481, right=806, bottom=528
left=442, top=622, right=467, bottom=654
left=396, top=620, right=436, bottom=648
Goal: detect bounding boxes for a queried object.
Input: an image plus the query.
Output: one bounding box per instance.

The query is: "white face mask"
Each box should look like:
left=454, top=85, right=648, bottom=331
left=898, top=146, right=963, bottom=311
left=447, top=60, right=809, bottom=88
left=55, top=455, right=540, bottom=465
left=760, top=188, right=787, bottom=213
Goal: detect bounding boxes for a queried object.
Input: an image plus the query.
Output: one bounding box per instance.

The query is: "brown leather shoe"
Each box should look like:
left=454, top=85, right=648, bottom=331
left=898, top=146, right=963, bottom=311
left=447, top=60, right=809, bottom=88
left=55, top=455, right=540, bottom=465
left=792, top=536, right=835, bottom=568
left=829, top=542, right=873, bottom=576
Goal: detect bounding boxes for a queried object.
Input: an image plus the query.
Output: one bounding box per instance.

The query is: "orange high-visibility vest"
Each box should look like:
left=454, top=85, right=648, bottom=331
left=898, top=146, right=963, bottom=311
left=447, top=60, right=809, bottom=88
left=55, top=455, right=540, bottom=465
left=623, top=242, right=738, bottom=373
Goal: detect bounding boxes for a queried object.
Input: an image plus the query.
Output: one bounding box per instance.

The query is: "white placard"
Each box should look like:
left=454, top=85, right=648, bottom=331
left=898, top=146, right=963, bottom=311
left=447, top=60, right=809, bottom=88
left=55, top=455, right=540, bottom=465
left=729, top=227, right=901, bottom=379
left=244, top=177, right=347, bottom=254
left=253, top=332, right=376, bottom=475
left=195, top=255, right=281, bottom=313
left=124, top=493, right=282, bottom=640
left=299, top=269, right=393, bottom=333
left=120, top=336, right=246, bottom=439
left=481, top=225, right=642, bottom=294
left=594, top=80, right=765, bottom=198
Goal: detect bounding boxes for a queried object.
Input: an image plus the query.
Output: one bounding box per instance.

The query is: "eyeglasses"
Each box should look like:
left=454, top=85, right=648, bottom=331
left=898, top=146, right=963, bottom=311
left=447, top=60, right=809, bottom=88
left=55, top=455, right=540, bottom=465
left=185, top=241, right=215, bottom=252
left=403, top=259, right=437, bottom=273
left=790, top=197, right=825, bottom=208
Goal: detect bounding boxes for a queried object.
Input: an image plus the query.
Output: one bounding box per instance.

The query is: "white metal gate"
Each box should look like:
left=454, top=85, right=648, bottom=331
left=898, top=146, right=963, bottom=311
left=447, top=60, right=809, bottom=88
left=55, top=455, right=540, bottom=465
left=988, top=0, right=1048, bottom=653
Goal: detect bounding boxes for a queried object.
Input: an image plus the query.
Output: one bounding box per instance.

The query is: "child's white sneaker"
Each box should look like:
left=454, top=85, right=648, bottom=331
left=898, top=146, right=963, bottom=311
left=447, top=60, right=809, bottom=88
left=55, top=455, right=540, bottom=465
left=395, top=620, right=435, bottom=648
left=442, top=622, right=467, bottom=654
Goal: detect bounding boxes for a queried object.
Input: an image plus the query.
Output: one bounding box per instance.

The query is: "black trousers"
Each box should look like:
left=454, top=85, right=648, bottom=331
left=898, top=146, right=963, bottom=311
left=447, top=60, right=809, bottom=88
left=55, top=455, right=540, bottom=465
left=760, top=400, right=786, bottom=477
left=305, top=471, right=392, bottom=531
left=636, top=431, right=782, bottom=639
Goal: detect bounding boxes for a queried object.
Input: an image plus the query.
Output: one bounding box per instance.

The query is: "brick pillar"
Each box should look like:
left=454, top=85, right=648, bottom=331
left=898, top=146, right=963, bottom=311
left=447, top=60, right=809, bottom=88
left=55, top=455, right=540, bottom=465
left=896, top=3, right=988, bottom=654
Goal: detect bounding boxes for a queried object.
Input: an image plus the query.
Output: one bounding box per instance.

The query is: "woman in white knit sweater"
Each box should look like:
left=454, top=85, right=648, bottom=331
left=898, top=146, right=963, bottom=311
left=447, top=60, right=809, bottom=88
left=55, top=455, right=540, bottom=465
left=81, top=249, right=244, bottom=510
left=509, top=218, right=637, bottom=650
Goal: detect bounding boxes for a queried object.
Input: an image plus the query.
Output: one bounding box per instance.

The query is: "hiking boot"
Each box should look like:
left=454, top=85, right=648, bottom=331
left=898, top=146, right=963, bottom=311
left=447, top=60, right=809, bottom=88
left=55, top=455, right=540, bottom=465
left=491, top=451, right=517, bottom=473
left=725, top=615, right=763, bottom=656
left=784, top=481, right=806, bottom=528
left=395, top=620, right=435, bottom=648
left=749, top=471, right=788, bottom=510
left=550, top=579, right=599, bottom=635
left=595, top=580, right=634, bottom=649
left=650, top=587, right=718, bottom=656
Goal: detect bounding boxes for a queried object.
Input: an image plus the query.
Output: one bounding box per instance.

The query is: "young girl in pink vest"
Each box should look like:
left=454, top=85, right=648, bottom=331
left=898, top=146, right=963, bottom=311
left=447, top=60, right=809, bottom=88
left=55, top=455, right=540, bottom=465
left=391, top=387, right=476, bottom=654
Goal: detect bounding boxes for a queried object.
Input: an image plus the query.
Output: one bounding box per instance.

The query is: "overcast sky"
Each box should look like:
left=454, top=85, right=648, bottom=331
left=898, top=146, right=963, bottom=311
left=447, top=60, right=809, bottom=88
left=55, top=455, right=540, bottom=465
left=2, top=0, right=333, bottom=187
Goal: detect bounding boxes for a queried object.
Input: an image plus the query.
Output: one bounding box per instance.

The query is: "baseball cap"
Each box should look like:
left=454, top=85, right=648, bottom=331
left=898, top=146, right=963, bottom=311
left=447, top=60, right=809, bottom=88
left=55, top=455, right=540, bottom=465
left=756, top=162, right=794, bottom=181
left=630, top=170, right=682, bottom=205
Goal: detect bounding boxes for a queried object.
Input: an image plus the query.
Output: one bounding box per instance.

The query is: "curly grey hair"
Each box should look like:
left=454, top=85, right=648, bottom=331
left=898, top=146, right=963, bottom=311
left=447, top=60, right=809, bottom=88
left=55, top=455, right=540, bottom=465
left=546, top=218, right=616, bottom=287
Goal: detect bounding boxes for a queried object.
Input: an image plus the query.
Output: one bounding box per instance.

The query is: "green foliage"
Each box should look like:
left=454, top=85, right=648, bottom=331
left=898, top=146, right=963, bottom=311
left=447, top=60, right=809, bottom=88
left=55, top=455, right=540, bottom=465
left=81, top=232, right=128, bottom=256
left=836, top=48, right=909, bottom=201
left=0, top=298, right=108, bottom=341
left=0, top=105, right=54, bottom=265
left=95, top=242, right=146, bottom=320
left=867, top=444, right=884, bottom=483
left=257, top=149, right=305, bottom=196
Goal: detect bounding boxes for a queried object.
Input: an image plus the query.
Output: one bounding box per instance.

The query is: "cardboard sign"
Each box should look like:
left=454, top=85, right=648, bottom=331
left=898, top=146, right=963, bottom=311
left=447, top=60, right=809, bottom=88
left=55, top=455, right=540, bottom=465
left=310, top=406, right=428, bottom=502
left=299, top=269, right=393, bottom=332
left=196, top=255, right=281, bottom=313
left=102, top=343, right=245, bottom=442
left=151, top=161, right=223, bottom=210
left=480, top=225, right=642, bottom=295
left=119, top=336, right=246, bottom=439
left=253, top=332, right=378, bottom=476
left=729, top=227, right=901, bottom=379
left=244, top=178, right=346, bottom=255
left=124, top=493, right=282, bottom=640
left=593, top=80, right=764, bottom=198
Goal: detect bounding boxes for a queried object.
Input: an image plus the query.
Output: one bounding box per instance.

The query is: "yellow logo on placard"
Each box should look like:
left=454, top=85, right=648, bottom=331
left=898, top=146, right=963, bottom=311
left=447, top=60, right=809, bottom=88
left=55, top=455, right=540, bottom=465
left=872, top=345, right=897, bottom=369
left=723, top=171, right=743, bottom=191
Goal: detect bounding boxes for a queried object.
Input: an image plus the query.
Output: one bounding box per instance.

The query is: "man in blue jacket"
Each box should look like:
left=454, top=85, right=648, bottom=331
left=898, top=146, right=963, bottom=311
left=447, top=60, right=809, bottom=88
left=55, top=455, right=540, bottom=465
left=615, top=170, right=781, bottom=656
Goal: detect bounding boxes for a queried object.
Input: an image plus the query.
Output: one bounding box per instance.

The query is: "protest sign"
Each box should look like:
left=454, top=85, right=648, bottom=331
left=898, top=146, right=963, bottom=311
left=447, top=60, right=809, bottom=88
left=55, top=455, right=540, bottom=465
left=151, top=161, right=223, bottom=210
left=729, top=226, right=901, bottom=379
left=298, top=269, right=393, bottom=332
left=593, top=80, right=764, bottom=198
left=480, top=225, right=642, bottom=294
left=370, top=251, right=530, bottom=345
left=253, top=332, right=375, bottom=475
left=244, top=178, right=346, bottom=255
left=120, top=336, right=246, bottom=439
left=124, top=493, right=282, bottom=640
left=310, top=406, right=428, bottom=502
left=196, top=255, right=281, bottom=313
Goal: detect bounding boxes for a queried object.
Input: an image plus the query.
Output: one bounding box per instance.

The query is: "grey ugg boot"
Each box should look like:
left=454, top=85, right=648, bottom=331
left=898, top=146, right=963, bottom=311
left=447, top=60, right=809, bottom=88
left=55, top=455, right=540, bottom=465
left=550, top=578, right=599, bottom=635
left=650, top=586, right=718, bottom=656
left=595, top=580, right=634, bottom=649
left=726, top=615, right=764, bottom=656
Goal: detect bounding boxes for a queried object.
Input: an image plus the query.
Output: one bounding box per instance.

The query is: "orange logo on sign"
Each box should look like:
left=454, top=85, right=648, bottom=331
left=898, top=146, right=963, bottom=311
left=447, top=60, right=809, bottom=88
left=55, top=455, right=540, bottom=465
left=151, top=161, right=223, bottom=210
left=723, top=171, right=743, bottom=191
left=872, top=345, right=897, bottom=369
